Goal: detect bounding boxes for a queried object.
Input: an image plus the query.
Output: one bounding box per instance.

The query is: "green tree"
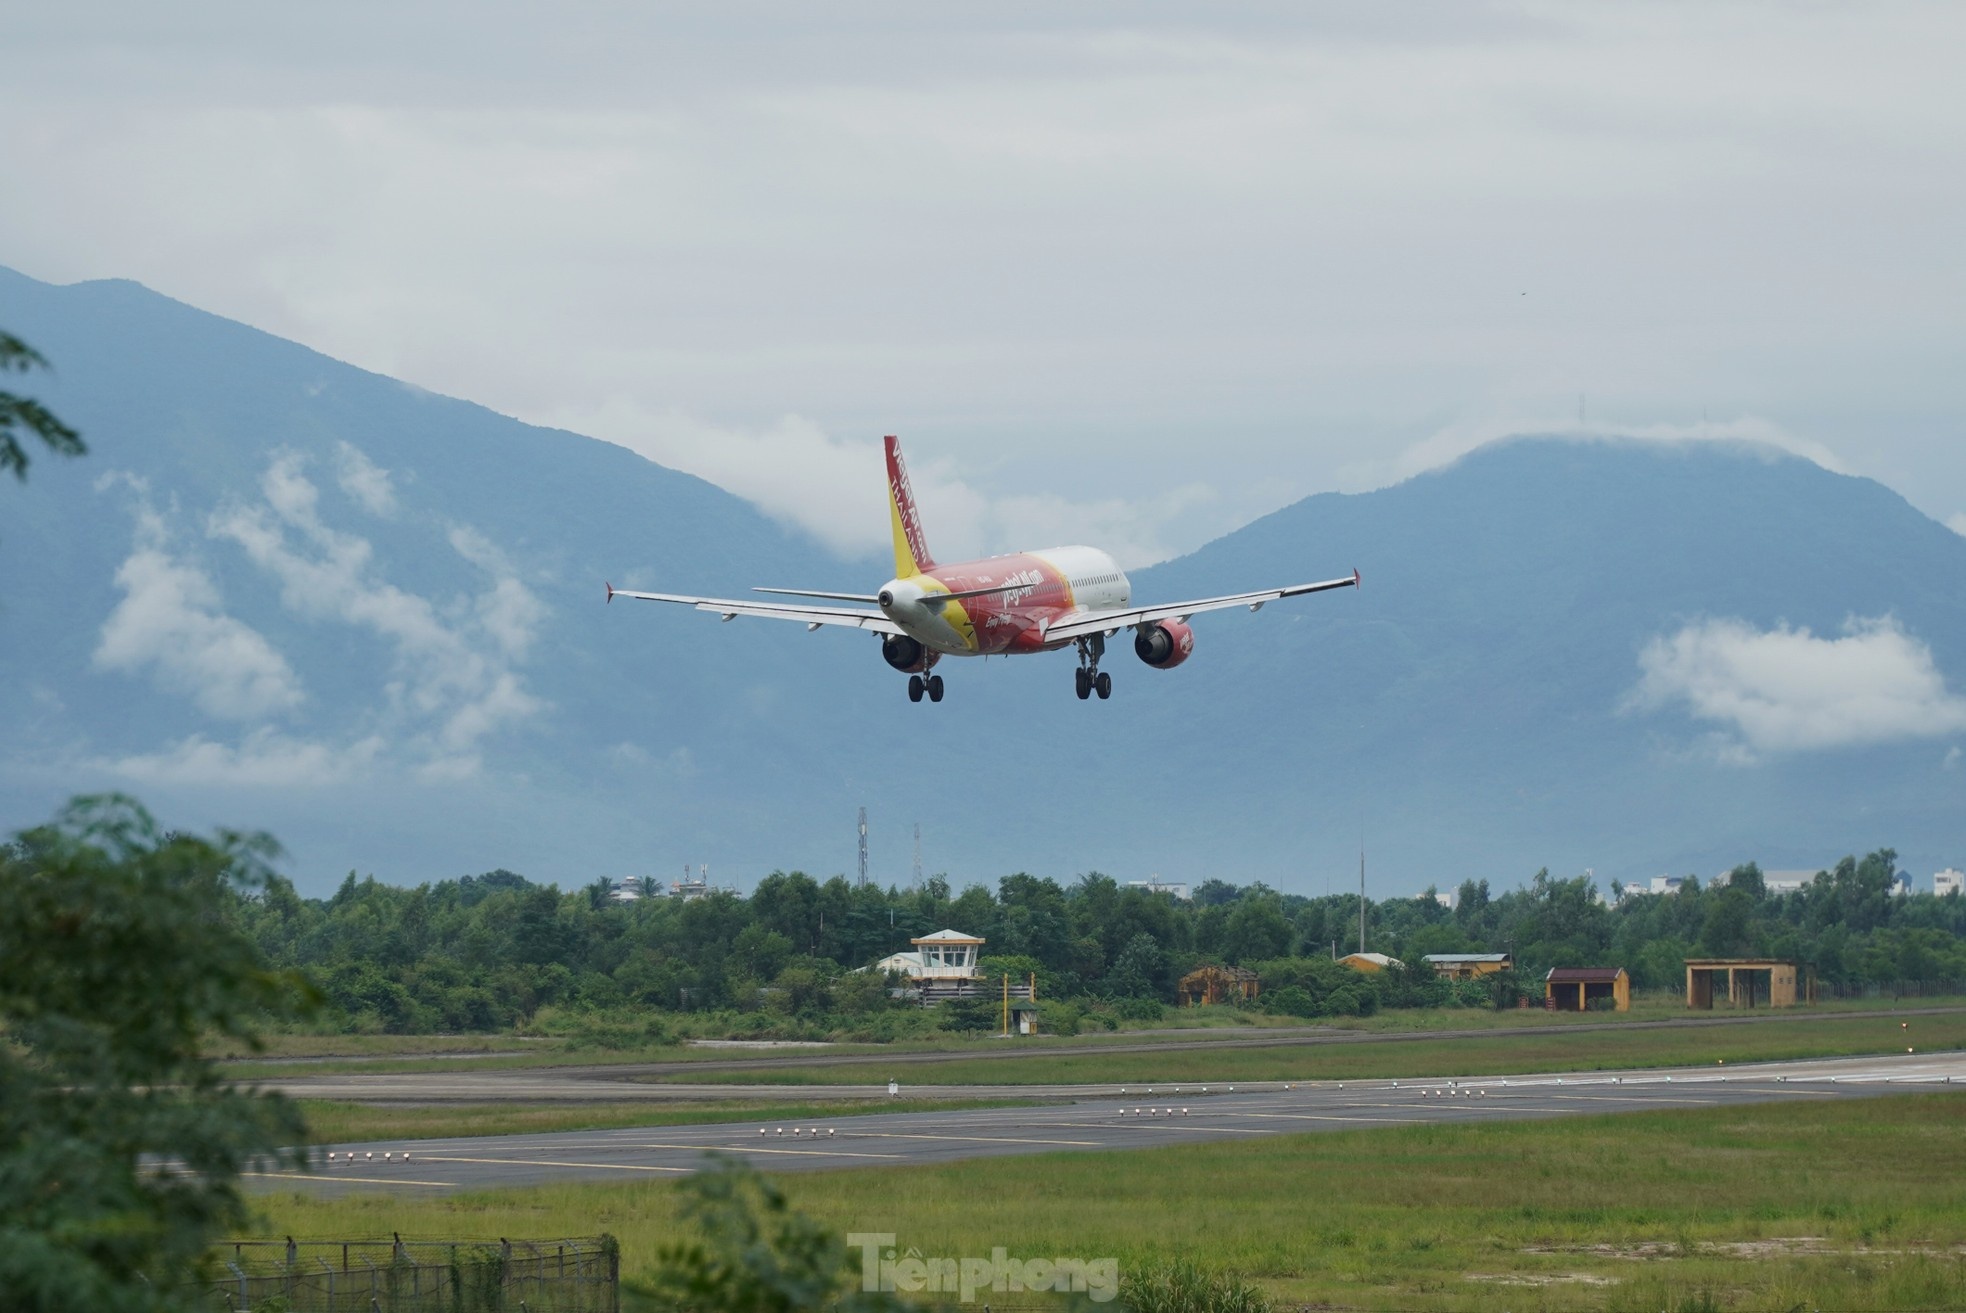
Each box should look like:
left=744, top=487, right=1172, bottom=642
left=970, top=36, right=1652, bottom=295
left=630, top=1158, right=909, bottom=1313
left=0, top=795, right=316, bottom=1311
left=1, top=331, right=84, bottom=481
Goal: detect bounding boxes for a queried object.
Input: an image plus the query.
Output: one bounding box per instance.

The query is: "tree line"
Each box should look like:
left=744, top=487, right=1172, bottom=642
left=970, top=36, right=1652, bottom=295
left=217, top=850, right=1966, bottom=1035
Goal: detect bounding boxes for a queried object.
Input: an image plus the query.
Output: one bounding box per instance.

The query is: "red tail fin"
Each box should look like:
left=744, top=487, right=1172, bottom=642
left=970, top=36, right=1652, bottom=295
left=885, top=435, right=935, bottom=575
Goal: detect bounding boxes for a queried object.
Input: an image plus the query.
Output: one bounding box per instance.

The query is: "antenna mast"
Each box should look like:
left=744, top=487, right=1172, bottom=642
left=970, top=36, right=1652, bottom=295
left=1359, top=838, right=1367, bottom=954
left=857, top=807, right=869, bottom=887
left=912, top=822, right=922, bottom=888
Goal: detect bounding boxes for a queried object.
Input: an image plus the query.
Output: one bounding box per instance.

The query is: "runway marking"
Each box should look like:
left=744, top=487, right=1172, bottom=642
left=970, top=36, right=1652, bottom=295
left=1230, top=1112, right=1427, bottom=1125
left=1113, top=1124, right=1275, bottom=1134
left=675, top=1144, right=907, bottom=1160
left=1513, top=1094, right=1720, bottom=1107
left=252, top=1171, right=455, bottom=1188
left=857, top=1132, right=1104, bottom=1147
left=418, top=1155, right=691, bottom=1174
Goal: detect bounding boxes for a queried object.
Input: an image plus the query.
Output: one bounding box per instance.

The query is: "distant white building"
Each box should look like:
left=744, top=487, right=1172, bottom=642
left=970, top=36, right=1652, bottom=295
left=1128, top=878, right=1191, bottom=900
left=1422, top=887, right=1459, bottom=910
left=1761, top=871, right=1816, bottom=896
left=1890, top=873, right=1912, bottom=898
left=1937, top=869, right=1964, bottom=898
left=1649, top=875, right=1687, bottom=896
left=872, top=929, right=986, bottom=980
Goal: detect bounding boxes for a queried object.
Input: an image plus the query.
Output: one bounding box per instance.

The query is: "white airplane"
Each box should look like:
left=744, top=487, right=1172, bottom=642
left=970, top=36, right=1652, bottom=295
left=609, top=436, right=1357, bottom=702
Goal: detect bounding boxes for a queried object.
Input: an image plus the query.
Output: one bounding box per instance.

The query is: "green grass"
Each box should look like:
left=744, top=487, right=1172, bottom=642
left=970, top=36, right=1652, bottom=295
left=253, top=1090, right=1966, bottom=1311
left=666, top=1009, right=1966, bottom=1086
left=295, top=1097, right=1053, bottom=1145
left=217, top=997, right=1966, bottom=1080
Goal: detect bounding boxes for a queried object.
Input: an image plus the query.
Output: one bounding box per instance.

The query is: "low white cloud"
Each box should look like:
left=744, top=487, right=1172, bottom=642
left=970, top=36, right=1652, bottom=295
left=335, top=441, right=398, bottom=516
left=1629, top=616, right=1966, bottom=761
left=93, top=505, right=304, bottom=719
left=208, top=451, right=546, bottom=767
left=107, top=729, right=384, bottom=788
left=551, top=401, right=1213, bottom=568
left=1392, top=415, right=1849, bottom=489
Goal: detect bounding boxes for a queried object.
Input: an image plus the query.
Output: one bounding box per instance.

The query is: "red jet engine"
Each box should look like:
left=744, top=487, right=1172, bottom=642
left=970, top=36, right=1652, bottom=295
left=1133, top=620, right=1194, bottom=670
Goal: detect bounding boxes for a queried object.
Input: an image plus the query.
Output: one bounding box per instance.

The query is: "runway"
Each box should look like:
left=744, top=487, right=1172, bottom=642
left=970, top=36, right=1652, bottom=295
left=253, top=1049, right=1966, bottom=1196
left=253, top=1005, right=1966, bottom=1106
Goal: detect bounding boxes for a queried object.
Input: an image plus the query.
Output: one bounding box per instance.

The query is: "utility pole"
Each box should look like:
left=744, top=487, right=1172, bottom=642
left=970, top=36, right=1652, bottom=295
left=857, top=807, right=868, bottom=887
left=1359, top=840, right=1367, bottom=955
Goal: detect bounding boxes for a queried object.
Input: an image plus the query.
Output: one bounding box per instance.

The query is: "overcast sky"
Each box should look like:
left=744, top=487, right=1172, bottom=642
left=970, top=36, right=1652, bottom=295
left=6, top=2, right=1963, bottom=567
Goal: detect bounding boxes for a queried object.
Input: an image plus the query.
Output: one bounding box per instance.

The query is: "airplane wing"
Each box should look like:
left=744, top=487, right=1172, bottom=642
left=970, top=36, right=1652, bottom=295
left=1040, top=570, right=1359, bottom=643
left=606, top=583, right=904, bottom=635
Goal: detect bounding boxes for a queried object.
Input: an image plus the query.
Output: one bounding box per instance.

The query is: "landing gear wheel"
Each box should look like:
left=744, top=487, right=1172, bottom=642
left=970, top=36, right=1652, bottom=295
left=927, top=674, right=945, bottom=702
left=1075, top=668, right=1092, bottom=700
left=908, top=674, right=925, bottom=702
left=1095, top=671, right=1112, bottom=700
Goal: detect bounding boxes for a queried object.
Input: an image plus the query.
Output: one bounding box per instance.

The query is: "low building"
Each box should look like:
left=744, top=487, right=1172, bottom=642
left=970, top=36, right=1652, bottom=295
left=1338, top=952, right=1402, bottom=973
left=1009, top=1000, right=1041, bottom=1035
left=1937, top=869, right=1964, bottom=898
left=867, top=929, right=1030, bottom=1006
left=1545, top=966, right=1629, bottom=1012
left=1685, top=958, right=1813, bottom=1008
left=1422, top=953, right=1512, bottom=980
left=1178, top=964, right=1260, bottom=1006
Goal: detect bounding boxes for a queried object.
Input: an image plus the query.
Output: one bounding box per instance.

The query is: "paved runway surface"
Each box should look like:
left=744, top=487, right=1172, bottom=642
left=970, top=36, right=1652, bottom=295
left=255, top=1006, right=1966, bottom=1102
left=253, top=1050, right=1966, bottom=1196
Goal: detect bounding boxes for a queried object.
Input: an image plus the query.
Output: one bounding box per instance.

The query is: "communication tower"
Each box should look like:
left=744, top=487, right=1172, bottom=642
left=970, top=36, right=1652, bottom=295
left=913, top=822, right=922, bottom=888
left=858, top=807, right=868, bottom=887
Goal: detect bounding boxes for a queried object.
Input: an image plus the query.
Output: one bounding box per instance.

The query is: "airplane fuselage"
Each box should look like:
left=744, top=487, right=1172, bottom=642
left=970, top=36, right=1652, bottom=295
left=879, top=546, right=1128, bottom=656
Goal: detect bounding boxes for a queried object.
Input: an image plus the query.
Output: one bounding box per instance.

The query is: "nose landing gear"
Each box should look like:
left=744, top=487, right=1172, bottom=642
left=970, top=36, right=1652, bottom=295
left=1075, top=635, right=1112, bottom=700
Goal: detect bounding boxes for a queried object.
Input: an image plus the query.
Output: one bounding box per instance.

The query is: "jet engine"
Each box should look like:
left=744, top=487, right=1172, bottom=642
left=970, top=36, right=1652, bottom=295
left=1133, top=620, right=1194, bottom=669
left=881, top=634, right=939, bottom=673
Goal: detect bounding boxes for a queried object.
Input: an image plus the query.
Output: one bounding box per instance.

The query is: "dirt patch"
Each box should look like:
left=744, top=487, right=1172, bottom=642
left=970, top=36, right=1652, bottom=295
left=1465, top=1271, right=1619, bottom=1287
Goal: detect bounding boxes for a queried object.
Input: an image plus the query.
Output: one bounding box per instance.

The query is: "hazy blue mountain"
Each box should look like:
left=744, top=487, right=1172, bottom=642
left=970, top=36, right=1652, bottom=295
left=4, top=265, right=1963, bottom=896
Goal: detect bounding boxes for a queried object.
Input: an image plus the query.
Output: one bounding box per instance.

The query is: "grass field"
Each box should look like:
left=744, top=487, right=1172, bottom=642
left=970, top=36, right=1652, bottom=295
left=218, top=997, right=1966, bottom=1081
left=296, top=1096, right=1052, bottom=1145
left=670, top=1009, right=1966, bottom=1087
left=253, top=1090, right=1966, bottom=1311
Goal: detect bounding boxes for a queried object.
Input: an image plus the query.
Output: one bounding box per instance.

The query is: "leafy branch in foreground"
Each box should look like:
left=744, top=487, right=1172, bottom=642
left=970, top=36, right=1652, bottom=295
left=629, top=1157, right=912, bottom=1313
left=0, top=330, right=85, bottom=481
left=0, top=794, right=318, bottom=1312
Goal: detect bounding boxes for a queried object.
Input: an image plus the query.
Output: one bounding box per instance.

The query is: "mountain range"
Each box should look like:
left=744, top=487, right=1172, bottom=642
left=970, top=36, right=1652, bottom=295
left=4, top=264, right=1962, bottom=896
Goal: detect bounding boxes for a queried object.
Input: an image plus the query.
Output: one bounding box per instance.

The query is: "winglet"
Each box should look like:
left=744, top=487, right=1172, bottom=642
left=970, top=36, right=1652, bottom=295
left=885, top=435, right=935, bottom=577
left=1353, top=567, right=1360, bottom=589
left=605, top=581, right=614, bottom=604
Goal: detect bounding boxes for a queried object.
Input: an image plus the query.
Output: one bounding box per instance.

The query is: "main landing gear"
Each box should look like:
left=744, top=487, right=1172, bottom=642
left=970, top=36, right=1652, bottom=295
left=1074, top=635, right=1112, bottom=701
left=907, top=673, right=945, bottom=703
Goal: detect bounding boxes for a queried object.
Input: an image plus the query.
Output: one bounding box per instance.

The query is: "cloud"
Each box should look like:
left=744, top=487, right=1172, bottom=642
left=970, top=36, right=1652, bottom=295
left=1628, top=616, right=1966, bottom=761
left=93, top=504, right=305, bottom=719
left=1392, top=416, right=1849, bottom=490
left=550, top=402, right=1216, bottom=567
left=208, top=450, right=546, bottom=764
left=106, top=729, right=384, bottom=788
left=335, top=440, right=398, bottom=515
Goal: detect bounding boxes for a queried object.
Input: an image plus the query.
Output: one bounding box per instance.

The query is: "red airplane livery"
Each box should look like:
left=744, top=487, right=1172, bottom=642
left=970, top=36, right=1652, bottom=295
left=608, top=436, right=1358, bottom=702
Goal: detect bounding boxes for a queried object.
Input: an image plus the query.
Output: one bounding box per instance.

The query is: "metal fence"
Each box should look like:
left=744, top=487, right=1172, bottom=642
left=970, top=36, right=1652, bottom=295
left=203, top=1235, right=618, bottom=1313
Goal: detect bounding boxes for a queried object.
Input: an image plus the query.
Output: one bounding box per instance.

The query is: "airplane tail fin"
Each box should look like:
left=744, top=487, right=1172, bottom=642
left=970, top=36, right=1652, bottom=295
left=885, top=435, right=936, bottom=576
